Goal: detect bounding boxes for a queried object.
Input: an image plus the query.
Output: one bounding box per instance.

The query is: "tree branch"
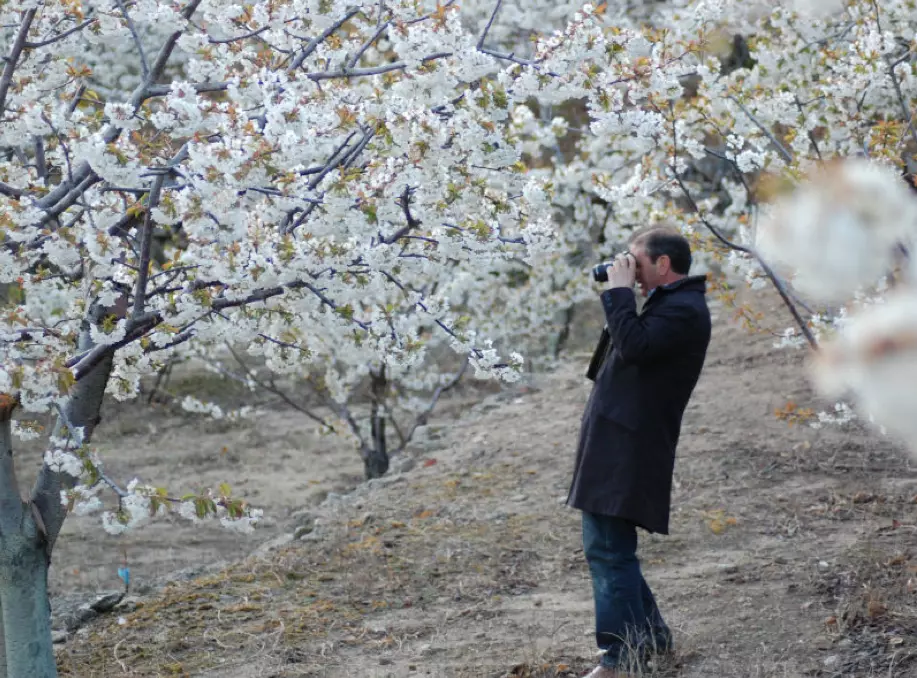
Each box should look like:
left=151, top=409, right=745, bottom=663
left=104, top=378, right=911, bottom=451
left=669, top=113, right=818, bottom=349
left=132, top=174, right=165, bottom=318
left=346, top=20, right=390, bottom=69
left=305, top=52, right=452, bottom=81
left=22, top=16, right=96, bottom=49
left=793, top=95, right=822, bottom=160
left=209, top=25, right=272, bottom=44
left=143, top=81, right=231, bottom=98
left=223, top=344, right=335, bottom=432
left=289, top=10, right=360, bottom=70
left=67, top=312, right=161, bottom=381
left=0, top=8, right=37, bottom=119
left=0, top=181, right=23, bottom=199
left=114, top=0, right=150, bottom=79
left=399, top=357, right=468, bottom=452
left=727, top=95, right=793, bottom=164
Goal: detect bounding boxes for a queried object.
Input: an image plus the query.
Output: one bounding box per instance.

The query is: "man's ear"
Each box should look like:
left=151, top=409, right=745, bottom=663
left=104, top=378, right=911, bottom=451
left=657, top=254, right=671, bottom=274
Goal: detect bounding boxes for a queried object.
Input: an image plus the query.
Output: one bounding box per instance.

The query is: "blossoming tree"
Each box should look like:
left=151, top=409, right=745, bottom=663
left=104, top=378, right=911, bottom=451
left=0, top=0, right=565, bottom=672
left=4, top=0, right=917, bottom=675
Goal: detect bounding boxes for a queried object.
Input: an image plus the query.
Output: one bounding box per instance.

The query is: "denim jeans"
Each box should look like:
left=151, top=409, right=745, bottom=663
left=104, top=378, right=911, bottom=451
left=581, top=511, right=673, bottom=669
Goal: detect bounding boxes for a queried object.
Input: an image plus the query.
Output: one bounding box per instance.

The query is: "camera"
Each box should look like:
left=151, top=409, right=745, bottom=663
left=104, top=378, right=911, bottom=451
left=591, top=250, right=633, bottom=283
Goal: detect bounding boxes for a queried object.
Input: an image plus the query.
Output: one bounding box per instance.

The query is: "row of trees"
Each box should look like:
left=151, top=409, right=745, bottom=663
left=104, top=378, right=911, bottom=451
left=3, top=0, right=917, bottom=674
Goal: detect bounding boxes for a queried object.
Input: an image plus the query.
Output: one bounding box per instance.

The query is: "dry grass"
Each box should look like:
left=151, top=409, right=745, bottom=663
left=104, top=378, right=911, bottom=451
left=57, top=467, right=563, bottom=676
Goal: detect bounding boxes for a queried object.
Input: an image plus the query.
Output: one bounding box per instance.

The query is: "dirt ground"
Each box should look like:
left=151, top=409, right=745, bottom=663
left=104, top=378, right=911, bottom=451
left=49, top=288, right=917, bottom=677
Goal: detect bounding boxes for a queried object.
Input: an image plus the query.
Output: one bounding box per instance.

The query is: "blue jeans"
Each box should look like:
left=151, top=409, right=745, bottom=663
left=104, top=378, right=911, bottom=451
left=582, top=512, right=673, bottom=669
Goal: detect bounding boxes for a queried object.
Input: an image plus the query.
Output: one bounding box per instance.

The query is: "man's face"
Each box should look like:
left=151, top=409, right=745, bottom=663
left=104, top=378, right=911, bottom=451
left=629, top=243, right=666, bottom=297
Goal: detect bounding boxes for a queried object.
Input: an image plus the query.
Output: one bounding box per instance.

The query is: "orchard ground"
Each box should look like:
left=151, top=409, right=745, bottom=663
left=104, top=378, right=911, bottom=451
left=41, top=286, right=917, bottom=677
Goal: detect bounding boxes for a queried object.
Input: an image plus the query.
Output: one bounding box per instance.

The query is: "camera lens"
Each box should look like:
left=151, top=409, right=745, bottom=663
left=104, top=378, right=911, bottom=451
left=592, top=263, right=609, bottom=283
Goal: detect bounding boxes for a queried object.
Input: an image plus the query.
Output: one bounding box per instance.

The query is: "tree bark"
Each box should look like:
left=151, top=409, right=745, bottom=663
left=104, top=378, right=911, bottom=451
left=0, top=397, right=55, bottom=677
left=0, top=528, right=54, bottom=678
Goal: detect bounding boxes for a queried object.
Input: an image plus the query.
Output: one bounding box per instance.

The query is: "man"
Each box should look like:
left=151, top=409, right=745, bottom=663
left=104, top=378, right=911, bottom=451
left=567, top=226, right=712, bottom=677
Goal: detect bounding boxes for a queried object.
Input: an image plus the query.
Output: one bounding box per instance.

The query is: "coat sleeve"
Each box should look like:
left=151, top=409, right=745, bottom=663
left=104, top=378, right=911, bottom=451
left=601, top=288, right=699, bottom=364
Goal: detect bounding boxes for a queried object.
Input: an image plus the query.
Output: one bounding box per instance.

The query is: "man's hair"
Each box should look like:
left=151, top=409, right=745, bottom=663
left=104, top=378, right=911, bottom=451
left=628, top=226, right=692, bottom=275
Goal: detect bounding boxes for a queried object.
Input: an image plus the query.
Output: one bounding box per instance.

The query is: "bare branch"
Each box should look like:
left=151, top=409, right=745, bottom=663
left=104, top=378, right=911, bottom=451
left=210, top=286, right=287, bottom=311
left=478, top=0, right=504, bottom=49
left=22, top=16, right=95, bottom=49
left=38, top=174, right=101, bottom=226
left=399, top=357, right=469, bottom=452
left=114, top=0, right=150, bottom=79
left=223, top=344, right=335, bottom=432
left=1, top=327, right=64, bottom=343
left=793, top=95, right=822, bottom=160
left=0, top=8, right=37, bottom=119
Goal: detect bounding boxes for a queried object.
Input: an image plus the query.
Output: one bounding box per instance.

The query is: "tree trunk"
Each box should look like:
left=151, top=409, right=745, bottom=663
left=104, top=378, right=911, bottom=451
left=361, top=443, right=389, bottom=479
left=362, top=368, right=389, bottom=479
left=0, top=398, right=54, bottom=677
left=0, top=304, right=116, bottom=676
left=0, top=527, right=53, bottom=678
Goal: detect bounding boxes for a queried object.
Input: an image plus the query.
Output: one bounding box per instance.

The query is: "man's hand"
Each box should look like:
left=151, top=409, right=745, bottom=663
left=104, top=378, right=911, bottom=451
left=604, top=252, right=636, bottom=290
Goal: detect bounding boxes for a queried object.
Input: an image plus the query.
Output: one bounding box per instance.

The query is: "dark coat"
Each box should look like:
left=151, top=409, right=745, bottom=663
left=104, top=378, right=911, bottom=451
left=566, top=275, right=711, bottom=535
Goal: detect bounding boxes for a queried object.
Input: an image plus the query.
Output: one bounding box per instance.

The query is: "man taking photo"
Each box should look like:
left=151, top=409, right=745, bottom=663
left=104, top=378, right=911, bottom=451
left=566, top=226, right=712, bottom=677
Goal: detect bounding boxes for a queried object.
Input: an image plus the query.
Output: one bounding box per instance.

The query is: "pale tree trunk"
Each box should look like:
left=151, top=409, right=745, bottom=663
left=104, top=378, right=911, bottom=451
left=0, top=315, right=114, bottom=677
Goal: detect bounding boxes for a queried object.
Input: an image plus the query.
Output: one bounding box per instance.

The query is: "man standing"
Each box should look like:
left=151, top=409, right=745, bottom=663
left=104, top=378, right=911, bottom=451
left=567, top=226, right=712, bottom=677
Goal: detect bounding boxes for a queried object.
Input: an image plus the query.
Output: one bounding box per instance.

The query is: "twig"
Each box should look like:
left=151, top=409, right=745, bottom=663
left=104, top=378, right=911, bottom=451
left=727, top=95, right=793, bottom=163
left=794, top=95, right=823, bottom=160
left=289, top=10, right=360, bottom=70
left=346, top=20, right=390, bottom=69
left=68, top=312, right=162, bottom=380
left=223, top=344, right=335, bottom=432
left=209, top=25, right=272, bottom=44
left=400, top=357, right=469, bottom=451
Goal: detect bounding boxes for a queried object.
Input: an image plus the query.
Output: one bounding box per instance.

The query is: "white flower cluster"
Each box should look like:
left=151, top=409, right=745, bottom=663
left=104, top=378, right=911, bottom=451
left=7, top=0, right=917, bottom=543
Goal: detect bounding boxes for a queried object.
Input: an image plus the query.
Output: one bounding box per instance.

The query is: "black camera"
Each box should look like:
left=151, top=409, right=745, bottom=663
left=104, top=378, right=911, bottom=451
left=591, top=250, right=633, bottom=283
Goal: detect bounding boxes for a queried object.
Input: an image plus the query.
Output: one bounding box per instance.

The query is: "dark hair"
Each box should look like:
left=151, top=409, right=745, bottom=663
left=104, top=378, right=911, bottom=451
left=629, top=226, right=692, bottom=275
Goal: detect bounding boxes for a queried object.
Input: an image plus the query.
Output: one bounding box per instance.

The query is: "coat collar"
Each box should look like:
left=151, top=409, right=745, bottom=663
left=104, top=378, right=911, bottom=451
left=644, top=274, right=707, bottom=305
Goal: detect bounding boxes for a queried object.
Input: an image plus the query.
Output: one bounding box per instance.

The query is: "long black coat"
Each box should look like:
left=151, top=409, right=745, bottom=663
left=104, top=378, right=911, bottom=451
left=566, top=275, right=711, bottom=535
